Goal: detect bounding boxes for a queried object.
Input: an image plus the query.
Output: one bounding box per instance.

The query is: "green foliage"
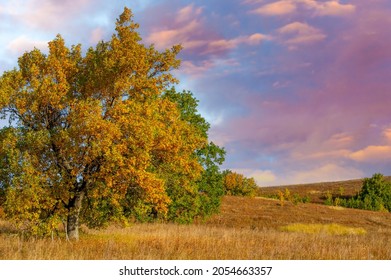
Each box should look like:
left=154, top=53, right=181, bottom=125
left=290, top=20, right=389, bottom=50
left=338, top=186, right=345, bottom=196
left=335, top=174, right=391, bottom=212
left=302, top=195, right=311, bottom=204
left=356, top=173, right=391, bottom=211
left=324, top=191, right=334, bottom=206
left=272, top=189, right=310, bottom=206
left=196, top=141, right=225, bottom=216
left=284, top=188, right=291, bottom=201
left=157, top=88, right=225, bottom=223
left=292, top=193, right=303, bottom=205
left=223, top=171, right=258, bottom=197
left=117, top=88, right=226, bottom=224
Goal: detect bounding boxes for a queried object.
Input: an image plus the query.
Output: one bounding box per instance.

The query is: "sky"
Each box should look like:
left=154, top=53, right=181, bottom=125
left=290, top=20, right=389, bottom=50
left=1, top=0, right=391, bottom=186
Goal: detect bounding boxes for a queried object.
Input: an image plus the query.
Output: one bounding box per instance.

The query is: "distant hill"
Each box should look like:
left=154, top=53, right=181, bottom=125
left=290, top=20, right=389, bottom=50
left=257, top=176, right=391, bottom=204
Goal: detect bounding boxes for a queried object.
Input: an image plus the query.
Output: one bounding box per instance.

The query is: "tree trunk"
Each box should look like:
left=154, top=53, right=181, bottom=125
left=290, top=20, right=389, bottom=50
left=67, top=190, right=84, bottom=241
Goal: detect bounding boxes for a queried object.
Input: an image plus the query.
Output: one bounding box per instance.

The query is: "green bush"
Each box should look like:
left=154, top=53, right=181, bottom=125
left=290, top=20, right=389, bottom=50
left=339, top=173, right=391, bottom=212
left=357, top=173, right=391, bottom=211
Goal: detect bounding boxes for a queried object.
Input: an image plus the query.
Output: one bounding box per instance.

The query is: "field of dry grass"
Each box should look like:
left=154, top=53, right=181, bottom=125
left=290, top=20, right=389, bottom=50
left=1, top=179, right=391, bottom=260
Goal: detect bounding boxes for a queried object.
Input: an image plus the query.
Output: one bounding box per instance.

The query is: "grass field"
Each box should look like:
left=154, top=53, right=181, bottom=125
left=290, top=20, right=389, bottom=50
left=1, top=178, right=391, bottom=260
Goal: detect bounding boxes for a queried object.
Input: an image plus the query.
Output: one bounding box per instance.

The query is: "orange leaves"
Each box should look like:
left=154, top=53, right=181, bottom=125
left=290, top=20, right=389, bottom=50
left=135, top=172, right=171, bottom=214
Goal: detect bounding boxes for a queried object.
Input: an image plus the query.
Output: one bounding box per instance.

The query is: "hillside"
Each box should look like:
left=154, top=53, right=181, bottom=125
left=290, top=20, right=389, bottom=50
left=1, top=177, right=391, bottom=259
left=206, top=196, right=391, bottom=233
left=257, top=176, right=391, bottom=204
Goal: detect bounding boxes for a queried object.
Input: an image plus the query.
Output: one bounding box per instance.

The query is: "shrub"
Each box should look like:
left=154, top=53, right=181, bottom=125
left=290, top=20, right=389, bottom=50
left=223, top=171, right=258, bottom=197
left=357, top=173, right=391, bottom=211
left=339, top=174, right=391, bottom=212
left=324, top=191, right=334, bottom=206
left=277, top=190, right=285, bottom=206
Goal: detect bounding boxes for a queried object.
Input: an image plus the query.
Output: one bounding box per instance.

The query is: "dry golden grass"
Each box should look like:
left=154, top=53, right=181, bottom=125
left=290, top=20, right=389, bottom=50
left=1, top=194, right=391, bottom=260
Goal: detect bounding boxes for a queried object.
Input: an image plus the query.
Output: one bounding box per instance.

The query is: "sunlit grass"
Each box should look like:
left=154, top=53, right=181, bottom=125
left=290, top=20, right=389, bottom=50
left=280, top=223, right=367, bottom=235
left=1, top=195, right=391, bottom=259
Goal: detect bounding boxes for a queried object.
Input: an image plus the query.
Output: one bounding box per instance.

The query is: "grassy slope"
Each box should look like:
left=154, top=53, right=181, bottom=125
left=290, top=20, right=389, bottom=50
left=257, top=176, right=391, bottom=204
left=1, top=178, right=391, bottom=260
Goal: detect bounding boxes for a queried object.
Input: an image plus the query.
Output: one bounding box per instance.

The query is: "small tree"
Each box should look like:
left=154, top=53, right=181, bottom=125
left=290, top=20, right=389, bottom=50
left=338, top=173, right=391, bottom=212
left=356, top=173, right=391, bottom=211
left=223, top=171, right=258, bottom=197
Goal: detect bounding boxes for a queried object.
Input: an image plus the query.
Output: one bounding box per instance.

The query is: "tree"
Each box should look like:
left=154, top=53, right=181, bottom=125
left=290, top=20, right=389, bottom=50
left=0, top=8, right=212, bottom=240
left=223, top=171, right=258, bottom=197
left=119, top=88, right=226, bottom=223
left=337, top=173, right=391, bottom=212
left=356, top=173, right=391, bottom=211
left=161, top=88, right=226, bottom=222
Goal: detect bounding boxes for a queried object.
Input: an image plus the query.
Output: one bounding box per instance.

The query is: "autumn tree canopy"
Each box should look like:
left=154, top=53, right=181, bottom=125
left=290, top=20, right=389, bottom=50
left=0, top=8, right=225, bottom=240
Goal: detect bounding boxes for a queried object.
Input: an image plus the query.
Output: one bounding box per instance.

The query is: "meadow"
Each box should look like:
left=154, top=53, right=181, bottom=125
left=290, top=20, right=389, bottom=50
left=1, top=179, right=391, bottom=260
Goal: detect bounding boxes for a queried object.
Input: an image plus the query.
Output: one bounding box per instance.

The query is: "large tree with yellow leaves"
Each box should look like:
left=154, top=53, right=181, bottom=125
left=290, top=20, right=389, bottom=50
left=0, top=8, right=223, bottom=240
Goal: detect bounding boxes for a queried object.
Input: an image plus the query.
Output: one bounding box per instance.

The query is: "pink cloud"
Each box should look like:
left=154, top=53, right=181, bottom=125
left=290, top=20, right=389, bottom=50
left=147, top=19, right=205, bottom=50
left=146, top=5, right=211, bottom=51
left=288, top=132, right=354, bottom=162
left=280, top=164, right=364, bottom=185
left=203, top=33, right=269, bottom=54
left=233, top=168, right=277, bottom=186
left=252, top=1, right=297, bottom=16
left=247, top=0, right=356, bottom=17
left=176, top=4, right=203, bottom=23
left=309, top=0, right=356, bottom=16
left=160, top=0, right=388, bottom=184
left=131, top=0, right=390, bottom=184
left=383, top=128, right=391, bottom=142
left=277, top=22, right=326, bottom=46
left=349, top=146, right=391, bottom=163
left=20, top=0, right=93, bottom=30
left=6, top=36, right=48, bottom=55
left=89, top=27, right=105, bottom=44
left=146, top=4, right=268, bottom=53
left=179, top=60, right=216, bottom=77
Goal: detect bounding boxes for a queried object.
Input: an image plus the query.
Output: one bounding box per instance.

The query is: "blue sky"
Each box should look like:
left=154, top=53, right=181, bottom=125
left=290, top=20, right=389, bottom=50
left=1, top=0, right=391, bottom=186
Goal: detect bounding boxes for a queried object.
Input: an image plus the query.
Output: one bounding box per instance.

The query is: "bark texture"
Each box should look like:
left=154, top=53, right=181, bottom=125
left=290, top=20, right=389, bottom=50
left=67, top=191, right=85, bottom=241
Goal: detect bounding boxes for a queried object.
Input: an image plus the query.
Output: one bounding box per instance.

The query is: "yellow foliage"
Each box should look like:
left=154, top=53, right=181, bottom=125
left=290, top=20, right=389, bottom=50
left=0, top=7, right=204, bottom=237
left=224, top=171, right=257, bottom=197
